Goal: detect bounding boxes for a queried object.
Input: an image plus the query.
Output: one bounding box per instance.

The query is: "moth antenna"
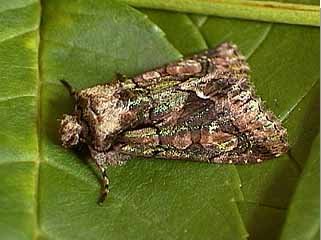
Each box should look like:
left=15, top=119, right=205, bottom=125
left=60, top=80, right=76, bottom=97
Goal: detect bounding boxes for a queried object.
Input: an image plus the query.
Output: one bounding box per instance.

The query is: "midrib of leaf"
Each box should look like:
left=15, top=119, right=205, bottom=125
left=0, top=0, right=45, bottom=238
left=34, top=0, right=42, bottom=239
left=121, top=0, right=319, bottom=26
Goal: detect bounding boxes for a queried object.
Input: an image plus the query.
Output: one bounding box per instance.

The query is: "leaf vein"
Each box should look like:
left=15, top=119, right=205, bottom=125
left=33, top=1, right=42, bottom=239
left=246, top=24, right=272, bottom=59
left=0, top=28, right=39, bottom=44
left=0, top=95, right=35, bottom=103
left=280, top=78, right=319, bottom=122
left=0, top=1, right=38, bottom=15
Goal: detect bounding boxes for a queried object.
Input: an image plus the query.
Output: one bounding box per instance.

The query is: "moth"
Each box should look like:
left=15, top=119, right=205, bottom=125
left=59, top=43, right=288, bottom=203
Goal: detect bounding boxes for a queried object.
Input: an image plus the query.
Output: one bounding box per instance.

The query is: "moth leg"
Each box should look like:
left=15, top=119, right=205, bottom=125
left=89, top=146, right=130, bottom=204
left=96, top=164, right=109, bottom=204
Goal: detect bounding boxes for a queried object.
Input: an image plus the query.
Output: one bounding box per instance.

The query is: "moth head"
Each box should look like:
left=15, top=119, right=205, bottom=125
left=59, top=114, right=83, bottom=148
left=60, top=80, right=137, bottom=150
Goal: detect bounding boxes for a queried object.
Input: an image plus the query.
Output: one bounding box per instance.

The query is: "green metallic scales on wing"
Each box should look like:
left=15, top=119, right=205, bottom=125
left=116, top=43, right=287, bottom=163
left=150, top=89, right=189, bottom=117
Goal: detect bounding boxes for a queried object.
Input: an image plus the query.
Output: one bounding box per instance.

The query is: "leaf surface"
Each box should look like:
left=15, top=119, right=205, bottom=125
left=0, top=0, right=319, bottom=239
left=280, top=134, right=320, bottom=240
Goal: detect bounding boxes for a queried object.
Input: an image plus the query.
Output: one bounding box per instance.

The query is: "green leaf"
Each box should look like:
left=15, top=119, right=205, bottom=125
left=0, top=1, right=39, bottom=240
left=280, top=134, right=320, bottom=240
left=120, top=0, right=320, bottom=26
left=149, top=12, right=319, bottom=239
left=139, top=9, right=207, bottom=54
left=197, top=15, right=319, bottom=239
left=0, top=0, right=319, bottom=239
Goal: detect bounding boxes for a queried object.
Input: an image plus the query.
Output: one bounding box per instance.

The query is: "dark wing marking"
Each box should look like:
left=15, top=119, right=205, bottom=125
left=119, top=43, right=288, bottom=164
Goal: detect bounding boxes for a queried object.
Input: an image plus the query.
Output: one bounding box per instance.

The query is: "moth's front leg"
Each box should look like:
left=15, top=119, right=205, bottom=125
left=97, top=164, right=109, bottom=204
left=89, top=146, right=130, bottom=204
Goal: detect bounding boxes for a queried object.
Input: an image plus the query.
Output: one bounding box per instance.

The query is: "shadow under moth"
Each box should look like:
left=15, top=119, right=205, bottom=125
left=59, top=43, right=288, bottom=203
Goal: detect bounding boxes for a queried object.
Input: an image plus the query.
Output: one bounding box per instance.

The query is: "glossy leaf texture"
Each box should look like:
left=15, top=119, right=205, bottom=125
left=0, top=0, right=319, bottom=239
left=280, top=134, right=320, bottom=240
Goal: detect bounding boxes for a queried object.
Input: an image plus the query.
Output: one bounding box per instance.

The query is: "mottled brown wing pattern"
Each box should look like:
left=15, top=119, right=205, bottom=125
left=118, top=43, right=288, bottom=164
left=59, top=42, right=288, bottom=203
